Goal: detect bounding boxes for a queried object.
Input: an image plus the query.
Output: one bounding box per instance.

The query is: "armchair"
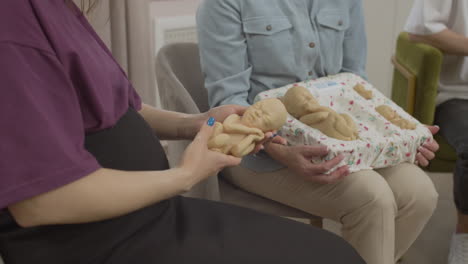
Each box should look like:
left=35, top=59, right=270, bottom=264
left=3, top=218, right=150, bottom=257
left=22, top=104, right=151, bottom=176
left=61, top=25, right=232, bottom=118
left=391, top=32, right=456, bottom=172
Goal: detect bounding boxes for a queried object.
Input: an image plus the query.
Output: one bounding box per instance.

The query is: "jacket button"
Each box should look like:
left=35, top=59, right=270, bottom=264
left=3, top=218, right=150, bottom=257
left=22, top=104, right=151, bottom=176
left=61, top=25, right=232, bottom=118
left=309, top=42, right=316, bottom=48
left=308, top=71, right=314, bottom=76
left=338, top=20, right=343, bottom=26
left=266, top=25, right=272, bottom=31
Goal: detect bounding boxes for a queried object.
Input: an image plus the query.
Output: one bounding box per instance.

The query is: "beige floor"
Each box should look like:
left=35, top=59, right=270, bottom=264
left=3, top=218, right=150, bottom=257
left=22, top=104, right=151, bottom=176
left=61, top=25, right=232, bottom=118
left=324, top=171, right=456, bottom=264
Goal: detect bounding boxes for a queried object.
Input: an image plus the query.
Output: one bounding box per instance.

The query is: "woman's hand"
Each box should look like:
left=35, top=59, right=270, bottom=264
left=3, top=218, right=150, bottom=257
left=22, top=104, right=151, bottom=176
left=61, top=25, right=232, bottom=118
left=180, top=118, right=242, bottom=188
left=265, top=143, right=350, bottom=184
left=416, top=125, right=440, bottom=167
left=186, top=104, right=247, bottom=140
left=201, top=104, right=247, bottom=127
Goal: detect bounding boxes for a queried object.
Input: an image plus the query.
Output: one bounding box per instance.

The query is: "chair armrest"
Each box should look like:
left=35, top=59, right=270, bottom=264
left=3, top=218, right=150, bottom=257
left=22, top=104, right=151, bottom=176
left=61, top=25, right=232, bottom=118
left=154, top=50, right=220, bottom=201
left=392, top=32, right=442, bottom=125
left=155, top=54, right=200, bottom=115
left=391, top=56, right=417, bottom=115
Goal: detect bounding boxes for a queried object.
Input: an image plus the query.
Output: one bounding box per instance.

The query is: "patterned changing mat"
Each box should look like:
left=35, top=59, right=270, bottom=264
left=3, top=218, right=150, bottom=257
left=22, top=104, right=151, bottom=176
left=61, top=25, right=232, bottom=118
left=254, top=73, right=432, bottom=172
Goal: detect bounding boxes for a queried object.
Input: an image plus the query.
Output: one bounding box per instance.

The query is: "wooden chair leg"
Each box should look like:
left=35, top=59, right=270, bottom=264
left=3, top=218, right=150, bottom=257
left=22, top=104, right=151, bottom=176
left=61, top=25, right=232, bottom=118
left=309, top=218, right=323, bottom=228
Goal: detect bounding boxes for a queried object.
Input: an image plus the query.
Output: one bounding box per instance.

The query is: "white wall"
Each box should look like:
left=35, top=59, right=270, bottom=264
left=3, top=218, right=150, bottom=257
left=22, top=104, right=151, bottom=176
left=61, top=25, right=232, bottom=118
left=151, top=0, right=201, bottom=18
left=363, top=0, right=415, bottom=96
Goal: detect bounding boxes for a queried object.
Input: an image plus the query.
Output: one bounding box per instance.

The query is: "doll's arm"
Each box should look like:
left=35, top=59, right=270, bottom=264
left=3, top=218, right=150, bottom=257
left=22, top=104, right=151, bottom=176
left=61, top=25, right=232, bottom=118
left=299, top=112, right=330, bottom=125
left=223, top=114, right=264, bottom=136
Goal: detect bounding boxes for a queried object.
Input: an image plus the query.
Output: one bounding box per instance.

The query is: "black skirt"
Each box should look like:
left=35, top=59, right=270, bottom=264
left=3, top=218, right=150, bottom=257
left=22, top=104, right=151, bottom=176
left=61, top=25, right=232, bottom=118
left=0, top=108, right=365, bottom=264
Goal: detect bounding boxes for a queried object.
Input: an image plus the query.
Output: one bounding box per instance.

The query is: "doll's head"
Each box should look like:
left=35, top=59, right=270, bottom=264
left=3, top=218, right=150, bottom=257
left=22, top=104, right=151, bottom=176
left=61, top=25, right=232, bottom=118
left=354, top=84, right=373, bottom=100
left=241, top=98, right=288, bottom=131
left=283, top=86, right=319, bottom=118
left=376, top=105, right=397, bottom=120
left=376, top=105, right=416, bottom=130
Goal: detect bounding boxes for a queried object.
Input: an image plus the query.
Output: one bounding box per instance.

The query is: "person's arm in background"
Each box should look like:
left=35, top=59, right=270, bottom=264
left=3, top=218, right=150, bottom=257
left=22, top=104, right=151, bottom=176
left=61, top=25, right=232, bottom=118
left=405, top=0, right=467, bottom=56
left=409, top=30, right=468, bottom=56
left=341, top=0, right=367, bottom=79
left=197, top=0, right=252, bottom=108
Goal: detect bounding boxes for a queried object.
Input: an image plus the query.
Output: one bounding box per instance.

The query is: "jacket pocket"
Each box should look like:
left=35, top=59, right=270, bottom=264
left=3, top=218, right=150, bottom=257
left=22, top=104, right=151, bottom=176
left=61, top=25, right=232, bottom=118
left=316, top=10, right=350, bottom=31
left=316, top=9, right=350, bottom=74
left=243, top=17, right=295, bottom=74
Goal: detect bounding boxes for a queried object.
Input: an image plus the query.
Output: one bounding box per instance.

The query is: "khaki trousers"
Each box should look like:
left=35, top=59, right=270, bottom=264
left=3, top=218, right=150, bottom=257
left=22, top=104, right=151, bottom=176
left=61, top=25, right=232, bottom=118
left=223, top=163, right=438, bottom=264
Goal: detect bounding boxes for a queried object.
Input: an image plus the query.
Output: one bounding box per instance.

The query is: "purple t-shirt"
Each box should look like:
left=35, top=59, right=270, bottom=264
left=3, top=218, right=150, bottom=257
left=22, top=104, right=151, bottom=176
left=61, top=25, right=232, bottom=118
left=0, top=0, right=142, bottom=209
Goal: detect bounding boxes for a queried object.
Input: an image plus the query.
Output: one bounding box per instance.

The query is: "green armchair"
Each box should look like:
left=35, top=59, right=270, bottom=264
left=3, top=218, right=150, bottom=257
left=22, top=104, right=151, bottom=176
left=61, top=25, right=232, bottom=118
left=391, top=32, right=456, bottom=172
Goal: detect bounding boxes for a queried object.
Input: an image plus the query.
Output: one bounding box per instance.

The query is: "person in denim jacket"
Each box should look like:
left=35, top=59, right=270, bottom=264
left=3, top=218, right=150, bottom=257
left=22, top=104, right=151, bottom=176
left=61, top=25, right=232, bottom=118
left=197, top=1, right=440, bottom=263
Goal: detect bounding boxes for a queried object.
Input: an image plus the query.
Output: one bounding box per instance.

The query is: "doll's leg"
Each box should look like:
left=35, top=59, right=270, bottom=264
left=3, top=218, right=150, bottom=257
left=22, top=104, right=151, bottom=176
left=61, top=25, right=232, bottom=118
left=208, top=122, right=232, bottom=153
left=208, top=133, right=231, bottom=153
left=230, top=134, right=261, bottom=158
left=341, top=114, right=357, bottom=131
left=338, top=113, right=358, bottom=139
left=212, top=122, right=224, bottom=135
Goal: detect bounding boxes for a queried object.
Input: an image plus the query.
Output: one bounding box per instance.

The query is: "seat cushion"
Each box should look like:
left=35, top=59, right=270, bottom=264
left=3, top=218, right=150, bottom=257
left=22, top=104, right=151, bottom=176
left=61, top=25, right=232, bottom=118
left=219, top=178, right=321, bottom=220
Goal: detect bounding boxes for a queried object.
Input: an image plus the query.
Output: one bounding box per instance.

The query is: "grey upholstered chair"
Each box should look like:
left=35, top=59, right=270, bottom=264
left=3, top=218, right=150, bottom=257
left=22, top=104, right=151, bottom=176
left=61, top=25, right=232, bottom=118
left=155, top=42, right=323, bottom=227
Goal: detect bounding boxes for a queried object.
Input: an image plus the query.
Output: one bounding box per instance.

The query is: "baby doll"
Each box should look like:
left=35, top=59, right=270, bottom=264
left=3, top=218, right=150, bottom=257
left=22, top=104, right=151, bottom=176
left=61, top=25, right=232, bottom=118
left=353, top=84, right=373, bottom=100
left=375, top=105, right=417, bottom=130
left=208, top=98, right=288, bottom=157
left=283, top=86, right=359, bottom=141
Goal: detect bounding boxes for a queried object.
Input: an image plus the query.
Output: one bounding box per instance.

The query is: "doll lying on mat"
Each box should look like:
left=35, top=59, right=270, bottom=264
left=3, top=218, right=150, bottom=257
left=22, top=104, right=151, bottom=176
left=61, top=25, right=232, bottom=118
left=254, top=73, right=432, bottom=172
left=283, top=86, right=359, bottom=141
left=282, top=85, right=417, bottom=142
left=208, top=98, right=288, bottom=157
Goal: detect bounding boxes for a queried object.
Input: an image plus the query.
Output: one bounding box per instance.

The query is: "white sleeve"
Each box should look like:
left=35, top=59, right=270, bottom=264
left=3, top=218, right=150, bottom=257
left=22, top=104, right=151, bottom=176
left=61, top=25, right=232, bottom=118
left=404, top=0, right=453, bottom=35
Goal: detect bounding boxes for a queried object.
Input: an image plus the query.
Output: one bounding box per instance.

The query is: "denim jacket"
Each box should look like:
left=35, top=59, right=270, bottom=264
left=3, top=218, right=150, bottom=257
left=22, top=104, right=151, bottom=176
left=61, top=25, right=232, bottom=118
left=197, top=0, right=367, bottom=172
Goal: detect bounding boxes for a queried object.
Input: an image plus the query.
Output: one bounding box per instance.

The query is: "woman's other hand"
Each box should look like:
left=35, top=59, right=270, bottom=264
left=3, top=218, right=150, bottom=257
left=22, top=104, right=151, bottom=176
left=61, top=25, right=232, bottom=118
left=416, top=125, right=440, bottom=167
left=180, top=118, right=242, bottom=188
left=265, top=143, right=350, bottom=184
left=251, top=133, right=288, bottom=154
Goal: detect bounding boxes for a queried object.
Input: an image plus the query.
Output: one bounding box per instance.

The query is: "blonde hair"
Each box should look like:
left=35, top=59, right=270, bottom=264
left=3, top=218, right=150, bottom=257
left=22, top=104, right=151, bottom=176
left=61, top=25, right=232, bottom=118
left=65, top=0, right=99, bottom=14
